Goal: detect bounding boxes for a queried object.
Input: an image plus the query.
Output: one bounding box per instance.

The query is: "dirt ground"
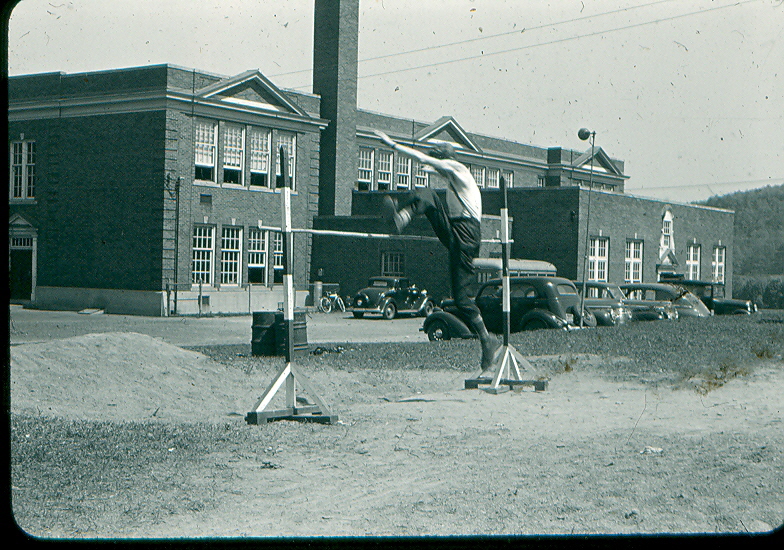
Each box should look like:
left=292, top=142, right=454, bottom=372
left=9, top=321, right=784, bottom=538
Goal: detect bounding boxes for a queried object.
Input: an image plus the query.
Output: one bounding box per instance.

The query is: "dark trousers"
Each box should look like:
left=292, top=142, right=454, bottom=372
left=401, top=189, right=482, bottom=322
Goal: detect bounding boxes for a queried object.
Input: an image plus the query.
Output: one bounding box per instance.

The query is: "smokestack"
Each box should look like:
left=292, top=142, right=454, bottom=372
left=313, top=0, right=359, bottom=217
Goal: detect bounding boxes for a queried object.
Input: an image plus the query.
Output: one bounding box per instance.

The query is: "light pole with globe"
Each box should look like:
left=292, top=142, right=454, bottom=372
left=578, top=128, right=596, bottom=328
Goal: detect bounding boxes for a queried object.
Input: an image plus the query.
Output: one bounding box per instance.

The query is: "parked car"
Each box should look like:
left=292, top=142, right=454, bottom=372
left=352, top=276, right=435, bottom=320
left=573, top=281, right=633, bottom=326
left=658, top=276, right=757, bottom=315
left=421, top=276, right=595, bottom=341
left=619, top=282, right=711, bottom=319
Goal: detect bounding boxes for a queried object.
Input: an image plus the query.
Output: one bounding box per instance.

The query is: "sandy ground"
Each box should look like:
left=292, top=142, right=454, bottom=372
left=9, top=324, right=784, bottom=537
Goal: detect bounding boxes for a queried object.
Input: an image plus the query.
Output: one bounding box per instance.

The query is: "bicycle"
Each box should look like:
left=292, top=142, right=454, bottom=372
left=318, top=291, right=346, bottom=314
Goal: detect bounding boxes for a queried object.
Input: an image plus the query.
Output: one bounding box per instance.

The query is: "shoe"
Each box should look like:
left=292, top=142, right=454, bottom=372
left=480, top=338, right=503, bottom=371
left=382, top=195, right=408, bottom=234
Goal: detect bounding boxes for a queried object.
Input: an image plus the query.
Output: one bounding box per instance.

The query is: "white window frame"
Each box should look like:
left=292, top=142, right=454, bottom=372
left=413, top=161, right=429, bottom=188
left=194, top=120, right=217, bottom=183
left=275, top=131, right=296, bottom=191
left=381, top=251, right=405, bottom=277
left=377, top=150, right=393, bottom=191
left=395, top=155, right=411, bottom=189
left=487, top=168, right=500, bottom=189
left=687, top=244, right=701, bottom=280
left=249, top=127, right=271, bottom=188
left=272, top=231, right=284, bottom=284
left=222, top=124, right=245, bottom=186
left=588, top=237, right=609, bottom=283
left=191, top=225, right=214, bottom=286
left=470, top=165, right=486, bottom=188
left=712, top=246, right=726, bottom=283
left=248, top=228, right=268, bottom=285
left=10, top=140, right=36, bottom=199
left=358, top=147, right=374, bottom=190
left=625, top=241, right=643, bottom=284
left=220, top=226, right=242, bottom=285
left=502, top=170, right=514, bottom=188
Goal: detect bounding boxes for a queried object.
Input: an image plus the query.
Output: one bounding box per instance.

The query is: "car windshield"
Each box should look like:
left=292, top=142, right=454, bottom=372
left=371, top=280, right=390, bottom=288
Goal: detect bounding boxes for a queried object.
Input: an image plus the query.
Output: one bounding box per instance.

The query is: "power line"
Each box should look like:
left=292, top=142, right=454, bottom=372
left=269, top=0, right=678, bottom=79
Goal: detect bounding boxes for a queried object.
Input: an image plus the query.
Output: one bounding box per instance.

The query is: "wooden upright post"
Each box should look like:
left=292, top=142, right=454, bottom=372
left=246, top=147, right=339, bottom=424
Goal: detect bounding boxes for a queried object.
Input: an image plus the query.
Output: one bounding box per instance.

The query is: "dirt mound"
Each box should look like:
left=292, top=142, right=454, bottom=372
left=10, top=332, right=265, bottom=422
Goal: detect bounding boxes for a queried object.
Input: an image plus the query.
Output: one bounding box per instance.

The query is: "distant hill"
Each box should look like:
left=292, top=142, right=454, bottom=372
left=697, top=184, right=784, bottom=275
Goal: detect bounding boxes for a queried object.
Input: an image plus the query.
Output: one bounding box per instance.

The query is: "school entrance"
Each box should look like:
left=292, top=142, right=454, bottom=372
left=9, top=215, right=37, bottom=303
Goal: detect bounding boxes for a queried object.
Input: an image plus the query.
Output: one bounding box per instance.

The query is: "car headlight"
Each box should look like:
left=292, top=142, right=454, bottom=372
left=355, top=298, right=363, bottom=306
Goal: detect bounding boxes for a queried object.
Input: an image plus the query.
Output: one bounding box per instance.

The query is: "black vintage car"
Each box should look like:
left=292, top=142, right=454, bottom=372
left=658, top=276, right=757, bottom=315
left=421, top=276, right=595, bottom=341
left=352, top=276, right=435, bottom=320
left=620, top=282, right=710, bottom=319
left=573, top=281, right=633, bottom=326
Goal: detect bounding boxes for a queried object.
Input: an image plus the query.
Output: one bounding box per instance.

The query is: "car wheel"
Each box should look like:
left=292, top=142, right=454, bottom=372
left=352, top=311, right=364, bottom=319
left=427, top=319, right=451, bottom=341
left=422, top=301, right=435, bottom=317
left=382, top=302, right=397, bottom=320
left=524, top=318, right=548, bottom=331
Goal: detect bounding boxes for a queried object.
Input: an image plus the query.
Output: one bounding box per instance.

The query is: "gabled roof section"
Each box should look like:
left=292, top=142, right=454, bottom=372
left=413, top=116, right=482, bottom=153
left=9, top=213, right=34, bottom=228
left=196, top=69, right=308, bottom=117
left=573, top=147, right=623, bottom=176
left=658, top=249, right=679, bottom=266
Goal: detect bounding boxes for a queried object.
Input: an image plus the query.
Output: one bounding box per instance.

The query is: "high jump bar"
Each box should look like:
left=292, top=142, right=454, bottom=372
left=255, top=225, right=510, bottom=244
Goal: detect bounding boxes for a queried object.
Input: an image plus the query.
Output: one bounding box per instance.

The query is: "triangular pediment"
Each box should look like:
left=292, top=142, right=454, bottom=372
left=196, top=70, right=308, bottom=116
left=9, top=213, right=34, bottom=228
left=573, top=147, right=623, bottom=176
left=658, top=249, right=679, bottom=265
left=414, top=116, right=482, bottom=153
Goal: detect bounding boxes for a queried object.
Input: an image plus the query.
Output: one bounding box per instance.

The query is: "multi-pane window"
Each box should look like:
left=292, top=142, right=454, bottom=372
left=248, top=228, right=268, bottom=284
left=377, top=151, right=392, bottom=191
left=413, top=161, right=429, bottom=188
left=470, top=165, right=486, bottom=188
left=222, top=124, right=245, bottom=185
left=220, top=227, right=242, bottom=285
left=502, top=170, right=514, bottom=188
left=395, top=155, right=411, bottom=189
left=358, top=147, right=374, bottom=190
left=249, top=127, right=271, bottom=187
left=194, top=120, right=217, bottom=182
left=275, top=132, right=296, bottom=190
left=712, top=246, right=726, bottom=283
left=487, top=168, right=500, bottom=189
left=687, top=244, right=701, bottom=280
left=10, top=140, right=36, bottom=199
left=588, top=237, right=609, bottom=283
left=272, top=231, right=284, bottom=284
left=191, top=226, right=214, bottom=285
left=625, top=241, right=643, bottom=284
left=381, top=252, right=405, bottom=277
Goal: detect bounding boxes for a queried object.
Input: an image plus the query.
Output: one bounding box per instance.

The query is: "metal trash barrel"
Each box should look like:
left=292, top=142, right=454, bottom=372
left=275, top=310, right=308, bottom=356
left=251, top=312, right=279, bottom=356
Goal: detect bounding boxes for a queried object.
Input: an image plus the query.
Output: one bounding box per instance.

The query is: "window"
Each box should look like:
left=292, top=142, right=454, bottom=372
left=625, top=241, right=643, bottom=284
left=413, top=161, right=429, bottom=188
left=502, top=170, right=514, bottom=188
left=377, top=150, right=392, bottom=191
left=487, top=168, right=500, bottom=189
left=248, top=228, right=268, bottom=284
left=395, top=155, right=411, bottom=189
left=272, top=231, right=284, bottom=284
left=220, top=226, right=242, bottom=285
left=358, top=147, right=374, bottom=190
left=194, top=120, right=217, bottom=182
left=249, top=127, right=271, bottom=187
left=381, top=252, right=405, bottom=277
left=275, top=131, right=296, bottom=190
left=470, top=165, right=486, bottom=188
left=191, top=226, right=214, bottom=285
left=588, top=237, right=609, bottom=283
left=222, top=124, right=245, bottom=185
left=660, top=210, right=675, bottom=253
left=10, top=140, right=36, bottom=199
left=687, top=244, right=701, bottom=280
left=712, top=246, right=726, bottom=283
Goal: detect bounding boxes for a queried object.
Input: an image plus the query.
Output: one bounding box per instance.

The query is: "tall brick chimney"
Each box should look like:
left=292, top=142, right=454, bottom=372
left=313, top=0, right=359, bottom=217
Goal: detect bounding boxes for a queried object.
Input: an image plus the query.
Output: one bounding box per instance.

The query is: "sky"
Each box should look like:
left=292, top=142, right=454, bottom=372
left=5, top=0, right=784, bottom=203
